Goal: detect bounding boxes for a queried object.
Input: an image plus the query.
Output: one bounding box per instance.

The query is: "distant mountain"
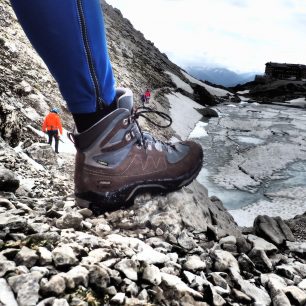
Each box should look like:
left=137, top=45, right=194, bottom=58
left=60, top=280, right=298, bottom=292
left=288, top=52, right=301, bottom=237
left=185, top=66, right=257, bottom=87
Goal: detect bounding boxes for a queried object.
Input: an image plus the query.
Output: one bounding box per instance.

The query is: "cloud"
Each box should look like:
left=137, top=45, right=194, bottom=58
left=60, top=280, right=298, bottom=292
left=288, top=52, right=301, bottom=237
left=106, top=0, right=306, bottom=72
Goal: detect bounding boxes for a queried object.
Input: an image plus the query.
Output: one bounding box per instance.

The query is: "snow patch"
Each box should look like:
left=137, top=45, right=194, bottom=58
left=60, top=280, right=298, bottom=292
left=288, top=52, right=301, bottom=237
left=237, top=90, right=250, bottom=94
left=167, top=92, right=204, bottom=140
left=189, top=121, right=208, bottom=139
left=165, top=71, right=193, bottom=94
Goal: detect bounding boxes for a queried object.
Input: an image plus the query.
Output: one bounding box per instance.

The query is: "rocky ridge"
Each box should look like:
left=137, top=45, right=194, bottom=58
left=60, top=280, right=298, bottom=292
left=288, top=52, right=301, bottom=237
left=0, top=0, right=306, bottom=305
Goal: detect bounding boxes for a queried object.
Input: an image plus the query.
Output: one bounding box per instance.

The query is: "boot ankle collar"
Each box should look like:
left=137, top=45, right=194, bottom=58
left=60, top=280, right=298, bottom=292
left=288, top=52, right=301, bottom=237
left=73, top=109, right=130, bottom=151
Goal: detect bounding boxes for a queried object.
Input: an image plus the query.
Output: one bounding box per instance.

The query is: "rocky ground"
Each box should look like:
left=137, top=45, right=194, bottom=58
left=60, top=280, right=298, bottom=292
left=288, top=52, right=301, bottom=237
left=231, top=79, right=306, bottom=104
left=1, top=139, right=306, bottom=306
left=1, top=0, right=306, bottom=305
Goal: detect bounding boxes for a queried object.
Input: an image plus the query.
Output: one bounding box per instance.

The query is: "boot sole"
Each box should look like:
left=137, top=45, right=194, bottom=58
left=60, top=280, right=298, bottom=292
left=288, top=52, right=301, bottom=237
left=75, top=158, right=203, bottom=214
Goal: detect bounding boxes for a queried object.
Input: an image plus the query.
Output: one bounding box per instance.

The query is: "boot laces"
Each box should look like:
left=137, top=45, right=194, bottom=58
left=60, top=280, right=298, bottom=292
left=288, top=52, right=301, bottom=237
left=130, top=106, right=175, bottom=152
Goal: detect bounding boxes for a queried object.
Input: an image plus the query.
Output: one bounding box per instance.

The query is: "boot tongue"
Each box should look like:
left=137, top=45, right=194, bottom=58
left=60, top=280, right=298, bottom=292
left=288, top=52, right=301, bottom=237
left=116, top=88, right=133, bottom=114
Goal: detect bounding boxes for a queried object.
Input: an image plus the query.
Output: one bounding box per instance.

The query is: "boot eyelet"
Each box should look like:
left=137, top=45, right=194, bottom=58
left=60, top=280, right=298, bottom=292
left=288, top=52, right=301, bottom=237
left=123, top=118, right=129, bottom=126
left=125, top=133, right=131, bottom=141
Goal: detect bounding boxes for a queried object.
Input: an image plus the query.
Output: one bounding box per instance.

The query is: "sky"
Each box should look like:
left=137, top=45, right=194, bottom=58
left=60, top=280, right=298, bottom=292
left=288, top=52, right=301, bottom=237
left=106, top=0, right=306, bottom=73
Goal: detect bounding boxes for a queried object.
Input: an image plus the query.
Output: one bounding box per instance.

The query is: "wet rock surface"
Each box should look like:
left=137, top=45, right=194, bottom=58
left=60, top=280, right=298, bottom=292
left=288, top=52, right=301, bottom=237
left=196, top=103, right=306, bottom=226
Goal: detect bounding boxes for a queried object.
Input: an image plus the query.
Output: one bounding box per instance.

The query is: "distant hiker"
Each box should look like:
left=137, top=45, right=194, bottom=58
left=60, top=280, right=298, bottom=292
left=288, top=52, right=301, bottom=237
left=42, top=108, right=63, bottom=154
left=140, top=93, right=146, bottom=107
left=144, top=89, right=151, bottom=103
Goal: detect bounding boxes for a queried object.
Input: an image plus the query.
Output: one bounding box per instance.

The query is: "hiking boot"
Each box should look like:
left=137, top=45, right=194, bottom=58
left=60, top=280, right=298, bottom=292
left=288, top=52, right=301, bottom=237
left=71, top=88, right=203, bottom=213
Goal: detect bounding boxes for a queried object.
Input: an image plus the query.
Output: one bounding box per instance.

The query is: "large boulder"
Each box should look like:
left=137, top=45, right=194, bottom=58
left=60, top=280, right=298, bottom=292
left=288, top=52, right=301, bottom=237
left=0, top=167, right=19, bottom=192
left=25, top=143, right=57, bottom=166
left=0, top=104, right=22, bottom=148
left=109, top=181, right=241, bottom=239
left=254, top=215, right=295, bottom=246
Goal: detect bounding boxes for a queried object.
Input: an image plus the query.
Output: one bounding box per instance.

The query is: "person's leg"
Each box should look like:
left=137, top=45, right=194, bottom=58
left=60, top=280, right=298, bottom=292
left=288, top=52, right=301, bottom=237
left=47, top=131, right=52, bottom=146
left=10, top=0, right=116, bottom=132
left=54, top=132, right=59, bottom=154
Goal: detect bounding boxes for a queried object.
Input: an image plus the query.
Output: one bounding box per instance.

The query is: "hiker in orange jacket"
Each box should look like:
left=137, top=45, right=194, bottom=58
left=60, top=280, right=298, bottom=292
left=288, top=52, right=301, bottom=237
left=42, top=108, right=63, bottom=154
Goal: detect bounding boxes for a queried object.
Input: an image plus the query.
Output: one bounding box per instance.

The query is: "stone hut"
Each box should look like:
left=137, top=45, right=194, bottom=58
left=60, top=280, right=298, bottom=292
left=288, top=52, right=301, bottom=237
left=265, top=62, right=306, bottom=80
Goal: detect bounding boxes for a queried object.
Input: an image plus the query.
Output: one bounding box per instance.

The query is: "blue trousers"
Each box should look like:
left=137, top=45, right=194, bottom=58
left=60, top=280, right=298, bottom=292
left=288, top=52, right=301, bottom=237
left=10, top=0, right=116, bottom=113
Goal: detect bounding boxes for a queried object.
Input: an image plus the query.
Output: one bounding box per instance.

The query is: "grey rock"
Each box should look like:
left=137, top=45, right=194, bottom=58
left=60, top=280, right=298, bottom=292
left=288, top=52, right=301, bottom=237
left=230, top=268, right=271, bottom=306
left=284, top=286, right=306, bottom=305
left=254, top=215, right=295, bottom=246
left=36, top=297, right=56, bottom=306
left=126, top=280, right=139, bottom=296
left=142, top=264, right=161, bottom=285
left=87, top=248, right=109, bottom=262
left=267, top=282, right=290, bottom=306
left=183, top=255, right=206, bottom=271
left=115, top=258, right=139, bottom=281
left=95, top=222, right=111, bottom=235
left=247, top=234, right=278, bottom=254
left=222, top=243, right=238, bottom=253
left=238, top=254, right=256, bottom=274
left=30, top=266, right=49, bottom=278
left=29, top=222, right=50, bottom=234
left=161, top=272, right=203, bottom=299
left=0, top=212, right=27, bottom=231
left=0, top=198, right=15, bottom=210
left=69, top=297, right=88, bottom=306
left=105, top=286, right=117, bottom=296
left=52, top=245, right=78, bottom=267
left=111, top=292, right=125, bottom=305
left=88, top=265, right=110, bottom=289
left=178, top=230, right=197, bottom=250
left=298, top=279, right=306, bottom=290
left=66, top=265, right=89, bottom=287
left=219, top=235, right=237, bottom=245
left=0, top=260, right=16, bottom=277
left=38, top=247, right=53, bottom=265
left=133, top=181, right=241, bottom=239
left=41, top=275, right=66, bottom=296
left=77, top=208, right=93, bottom=218
left=290, top=261, right=306, bottom=278
left=0, top=278, right=18, bottom=306
left=276, top=264, right=297, bottom=280
left=248, top=248, right=273, bottom=272
left=232, top=288, right=252, bottom=304
left=52, top=299, right=70, bottom=306
left=56, top=212, right=83, bottom=230
left=138, top=289, right=148, bottom=301
left=261, top=273, right=289, bottom=306
left=208, top=273, right=228, bottom=290
left=201, top=107, right=219, bottom=118
left=286, top=241, right=306, bottom=256
left=236, top=236, right=252, bottom=254
left=204, top=284, right=226, bottom=306
left=0, top=168, right=19, bottom=192
left=212, top=250, right=240, bottom=272
left=15, top=246, right=38, bottom=268
left=8, top=272, right=42, bottom=306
